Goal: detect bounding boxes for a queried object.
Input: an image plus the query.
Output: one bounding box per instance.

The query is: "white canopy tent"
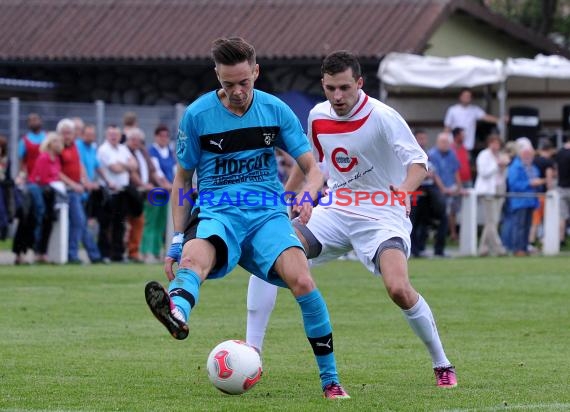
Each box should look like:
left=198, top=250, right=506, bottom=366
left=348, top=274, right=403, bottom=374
left=378, top=52, right=505, bottom=90
left=505, top=54, right=570, bottom=79
left=377, top=52, right=508, bottom=139
left=378, top=52, right=570, bottom=142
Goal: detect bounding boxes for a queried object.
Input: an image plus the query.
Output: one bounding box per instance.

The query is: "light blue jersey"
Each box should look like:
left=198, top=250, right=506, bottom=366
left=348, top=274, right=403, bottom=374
left=177, top=89, right=310, bottom=211
left=176, top=89, right=311, bottom=283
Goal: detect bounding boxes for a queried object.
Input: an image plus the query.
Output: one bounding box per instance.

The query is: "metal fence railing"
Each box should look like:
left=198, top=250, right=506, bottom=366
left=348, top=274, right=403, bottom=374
left=1, top=98, right=186, bottom=181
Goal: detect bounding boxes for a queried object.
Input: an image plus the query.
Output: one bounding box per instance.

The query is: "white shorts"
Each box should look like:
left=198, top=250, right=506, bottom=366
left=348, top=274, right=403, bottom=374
left=304, top=207, right=411, bottom=275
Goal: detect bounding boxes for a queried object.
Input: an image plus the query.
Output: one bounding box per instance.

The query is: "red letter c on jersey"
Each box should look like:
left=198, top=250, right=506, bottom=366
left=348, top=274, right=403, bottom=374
left=331, top=147, right=358, bottom=172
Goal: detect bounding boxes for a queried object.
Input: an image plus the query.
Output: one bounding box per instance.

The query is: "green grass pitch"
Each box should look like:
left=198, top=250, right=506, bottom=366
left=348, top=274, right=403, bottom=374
left=1, top=257, right=569, bottom=411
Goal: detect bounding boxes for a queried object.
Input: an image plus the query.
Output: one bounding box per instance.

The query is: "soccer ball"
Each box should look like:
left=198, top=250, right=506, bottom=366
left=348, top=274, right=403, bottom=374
left=206, top=340, right=262, bottom=395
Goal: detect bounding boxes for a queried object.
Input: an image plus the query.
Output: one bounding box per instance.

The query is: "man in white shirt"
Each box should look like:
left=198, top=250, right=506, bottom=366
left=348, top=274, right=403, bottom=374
left=474, top=133, right=509, bottom=256
left=246, top=51, right=457, bottom=388
left=96, top=125, right=137, bottom=262
left=444, top=88, right=500, bottom=152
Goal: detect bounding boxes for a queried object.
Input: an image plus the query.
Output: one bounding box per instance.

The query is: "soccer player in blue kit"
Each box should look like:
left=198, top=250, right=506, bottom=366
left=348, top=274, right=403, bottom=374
left=144, top=37, right=349, bottom=399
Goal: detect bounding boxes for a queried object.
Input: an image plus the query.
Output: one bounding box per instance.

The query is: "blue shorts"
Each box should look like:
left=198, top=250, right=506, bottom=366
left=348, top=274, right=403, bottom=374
left=189, top=205, right=303, bottom=287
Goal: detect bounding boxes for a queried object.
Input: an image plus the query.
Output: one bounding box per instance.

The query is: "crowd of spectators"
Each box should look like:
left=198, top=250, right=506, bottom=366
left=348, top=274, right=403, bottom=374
left=4, top=112, right=176, bottom=265
left=2, top=98, right=569, bottom=264
left=410, top=88, right=569, bottom=258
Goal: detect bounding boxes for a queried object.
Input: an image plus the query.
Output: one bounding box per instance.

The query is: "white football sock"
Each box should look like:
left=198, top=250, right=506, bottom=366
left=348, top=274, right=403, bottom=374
left=246, top=275, right=278, bottom=352
left=402, top=295, right=451, bottom=368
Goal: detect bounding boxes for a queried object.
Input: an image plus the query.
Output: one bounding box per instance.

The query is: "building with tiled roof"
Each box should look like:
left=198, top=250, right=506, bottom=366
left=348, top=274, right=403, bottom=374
left=0, top=0, right=567, bottom=107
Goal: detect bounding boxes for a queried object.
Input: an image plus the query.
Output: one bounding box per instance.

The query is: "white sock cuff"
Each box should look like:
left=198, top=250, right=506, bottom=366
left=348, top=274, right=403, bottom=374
left=403, top=294, right=424, bottom=317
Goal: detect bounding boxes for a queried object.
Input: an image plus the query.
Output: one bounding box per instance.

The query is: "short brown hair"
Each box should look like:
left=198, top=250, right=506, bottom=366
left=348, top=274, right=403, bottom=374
left=321, top=51, right=361, bottom=80
left=211, top=37, right=256, bottom=66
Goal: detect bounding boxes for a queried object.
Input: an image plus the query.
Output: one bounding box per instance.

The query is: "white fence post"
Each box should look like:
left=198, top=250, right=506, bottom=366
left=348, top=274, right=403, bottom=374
left=47, top=203, right=69, bottom=264
left=543, top=190, right=560, bottom=256
left=459, top=189, right=478, bottom=256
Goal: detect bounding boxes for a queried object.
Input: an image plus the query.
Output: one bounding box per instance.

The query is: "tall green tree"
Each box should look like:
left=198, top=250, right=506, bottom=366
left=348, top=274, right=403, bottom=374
left=486, top=0, right=570, bottom=48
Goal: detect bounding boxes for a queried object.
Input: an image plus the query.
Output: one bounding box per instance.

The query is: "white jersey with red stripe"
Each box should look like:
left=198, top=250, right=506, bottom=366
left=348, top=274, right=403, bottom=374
left=308, top=91, right=427, bottom=236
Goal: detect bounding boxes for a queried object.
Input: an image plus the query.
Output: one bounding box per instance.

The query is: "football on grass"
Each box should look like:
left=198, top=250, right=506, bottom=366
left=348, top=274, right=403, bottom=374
left=206, top=340, right=262, bottom=395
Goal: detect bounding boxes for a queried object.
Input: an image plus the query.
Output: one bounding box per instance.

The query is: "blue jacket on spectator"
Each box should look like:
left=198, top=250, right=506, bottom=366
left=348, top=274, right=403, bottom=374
left=507, top=156, right=539, bottom=211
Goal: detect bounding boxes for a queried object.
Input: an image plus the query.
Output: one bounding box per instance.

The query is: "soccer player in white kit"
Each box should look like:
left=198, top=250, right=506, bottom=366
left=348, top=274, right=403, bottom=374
left=246, top=51, right=457, bottom=388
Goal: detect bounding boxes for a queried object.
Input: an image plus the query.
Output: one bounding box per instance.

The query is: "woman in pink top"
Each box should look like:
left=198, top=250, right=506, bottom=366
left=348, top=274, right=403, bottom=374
left=30, top=133, right=63, bottom=185
left=27, top=132, right=64, bottom=263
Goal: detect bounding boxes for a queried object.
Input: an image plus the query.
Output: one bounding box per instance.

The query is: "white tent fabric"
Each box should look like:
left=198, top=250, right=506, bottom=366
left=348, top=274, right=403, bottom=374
left=505, top=54, right=570, bottom=79
left=378, top=52, right=505, bottom=89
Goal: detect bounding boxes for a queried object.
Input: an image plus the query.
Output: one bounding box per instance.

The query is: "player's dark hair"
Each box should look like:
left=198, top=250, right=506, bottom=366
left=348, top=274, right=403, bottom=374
left=211, top=37, right=256, bottom=66
left=321, top=51, right=361, bottom=80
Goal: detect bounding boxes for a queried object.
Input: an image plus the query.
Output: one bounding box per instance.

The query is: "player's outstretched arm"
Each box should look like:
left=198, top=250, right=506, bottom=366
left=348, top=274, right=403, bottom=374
left=292, top=152, right=323, bottom=224
left=164, top=165, right=195, bottom=280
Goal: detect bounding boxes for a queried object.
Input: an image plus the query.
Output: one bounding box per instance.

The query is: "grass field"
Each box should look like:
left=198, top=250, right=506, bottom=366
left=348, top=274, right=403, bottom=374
left=1, top=257, right=569, bottom=411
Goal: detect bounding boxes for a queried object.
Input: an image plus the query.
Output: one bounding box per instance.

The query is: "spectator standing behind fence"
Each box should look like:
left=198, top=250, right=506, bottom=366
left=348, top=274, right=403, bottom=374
left=76, top=124, right=107, bottom=219
left=13, top=114, right=48, bottom=264
left=97, top=125, right=137, bottom=262
left=410, top=130, right=447, bottom=258
left=121, top=111, right=138, bottom=144
left=124, top=127, right=162, bottom=263
left=141, top=125, right=175, bottom=264
left=450, top=127, right=472, bottom=241
left=428, top=132, right=463, bottom=255
left=57, top=119, right=102, bottom=264
left=474, top=133, right=509, bottom=257
left=18, top=113, right=46, bottom=178
left=506, top=145, right=545, bottom=257
left=528, top=138, right=556, bottom=250
left=72, top=117, right=85, bottom=142
left=28, top=132, right=65, bottom=263
left=444, top=89, right=501, bottom=153
left=555, top=135, right=570, bottom=247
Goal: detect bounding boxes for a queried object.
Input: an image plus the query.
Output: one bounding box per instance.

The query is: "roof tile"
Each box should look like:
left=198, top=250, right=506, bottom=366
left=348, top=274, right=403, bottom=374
left=0, top=0, right=565, bottom=62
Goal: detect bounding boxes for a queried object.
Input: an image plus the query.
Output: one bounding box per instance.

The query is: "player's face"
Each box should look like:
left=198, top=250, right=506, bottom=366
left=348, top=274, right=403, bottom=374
left=216, top=61, right=259, bottom=113
left=322, top=68, right=363, bottom=116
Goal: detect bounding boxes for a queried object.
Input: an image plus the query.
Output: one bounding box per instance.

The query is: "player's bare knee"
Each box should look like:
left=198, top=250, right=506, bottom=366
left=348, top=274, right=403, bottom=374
left=288, top=273, right=315, bottom=296
left=386, top=282, right=416, bottom=308
left=179, top=255, right=209, bottom=280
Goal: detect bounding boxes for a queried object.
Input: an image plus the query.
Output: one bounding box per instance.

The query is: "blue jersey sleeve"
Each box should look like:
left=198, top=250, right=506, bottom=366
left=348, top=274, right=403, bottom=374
left=275, top=103, right=311, bottom=160
left=176, top=109, right=201, bottom=171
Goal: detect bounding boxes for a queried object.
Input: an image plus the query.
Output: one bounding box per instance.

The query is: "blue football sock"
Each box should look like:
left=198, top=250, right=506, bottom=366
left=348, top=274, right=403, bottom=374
left=168, top=268, right=201, bottom=321
left=296, top=288, right=339, bottom=389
